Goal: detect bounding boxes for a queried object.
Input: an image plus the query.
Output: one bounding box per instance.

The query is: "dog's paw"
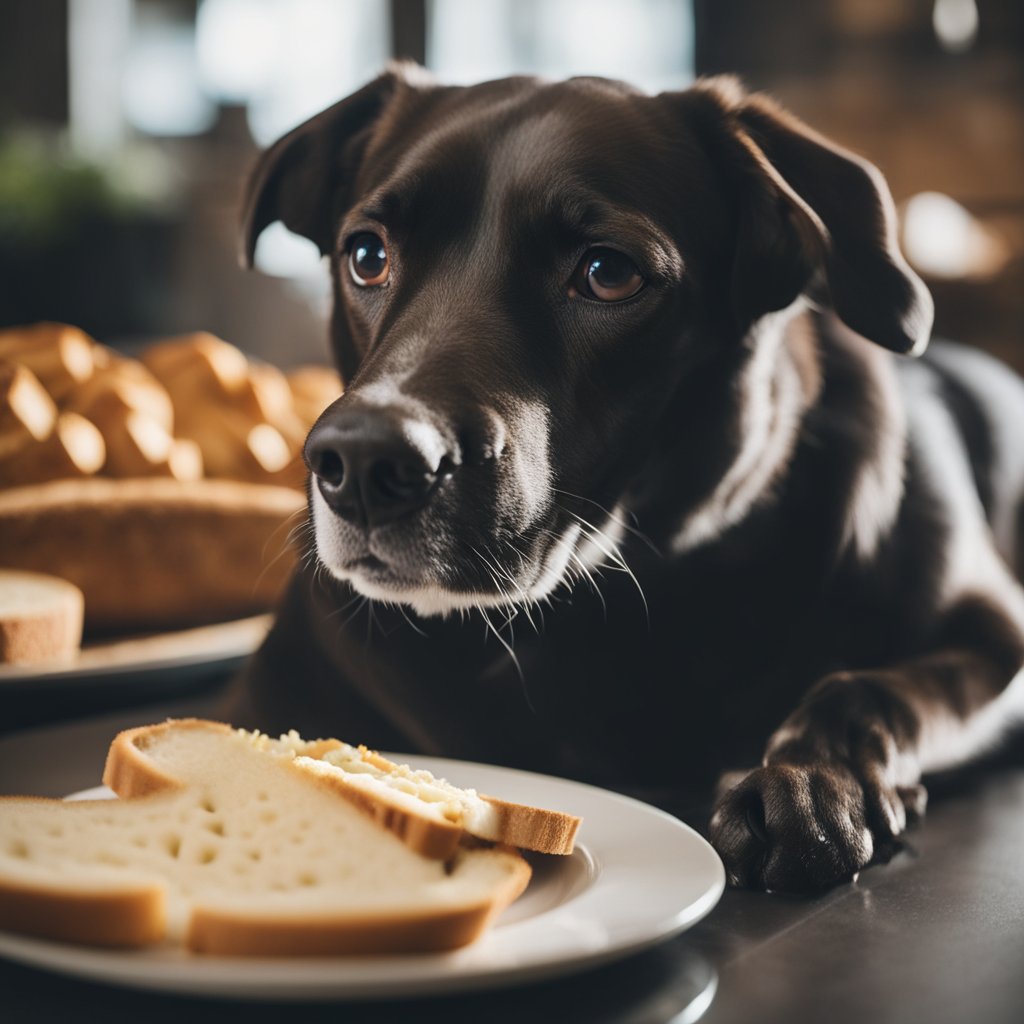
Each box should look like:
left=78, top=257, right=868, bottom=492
left=708, top=762, right=927, bottom=892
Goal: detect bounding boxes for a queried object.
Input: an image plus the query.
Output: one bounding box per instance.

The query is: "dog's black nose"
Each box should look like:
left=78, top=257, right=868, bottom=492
left=304, top=407, right=447, bottom=526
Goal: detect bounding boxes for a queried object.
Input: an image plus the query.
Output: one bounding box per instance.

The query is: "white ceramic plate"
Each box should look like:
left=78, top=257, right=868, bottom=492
left=0, top=615, right=272, bottom=692
left=0, top=757, right=724, bottom=1001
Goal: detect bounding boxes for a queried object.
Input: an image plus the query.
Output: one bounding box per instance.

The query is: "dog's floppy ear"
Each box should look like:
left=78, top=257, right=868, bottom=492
left=683, top=77, right=933, bottom=356
left=240, top=65, right=416, bottom=268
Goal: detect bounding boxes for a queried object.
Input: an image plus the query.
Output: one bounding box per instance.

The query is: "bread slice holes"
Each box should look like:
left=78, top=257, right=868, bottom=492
left=164, top=835, right=182, bottom=859
left=46, top=826, right=64, bottom=839
left=298, top=872, right=318, bottom=887
left=132, top=835, right=149, bottom=848
left=247, top=849, right=262, bottom=862
left=200, top=797, right=216, bottom=813
left=257, top=791, right=269, bottom=802
left=259, top=810, right=277, bottom=824
left=198, top=847, right=218, bottom=865
left=8, top=840, right=28, bottom=859
left=205, top=820, right=225, bottom=837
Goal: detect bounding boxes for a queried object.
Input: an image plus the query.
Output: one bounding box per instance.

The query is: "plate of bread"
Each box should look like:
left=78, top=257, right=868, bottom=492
left=0, top=719, right=725, bottom=999
left=0, top=322, right=339, bottom=687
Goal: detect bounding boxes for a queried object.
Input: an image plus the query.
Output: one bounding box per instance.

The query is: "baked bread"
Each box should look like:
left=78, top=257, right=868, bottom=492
left=0, top=479, right=304, bottom=631
left=0, top=323, right=97, bottom=402
left=0, top=569, right=84, bottom=665
left=0, top=721, right=531, bottom=954
left=0, top=325, right=343, bottom=630
left=105, top=720, right=582, bottom=859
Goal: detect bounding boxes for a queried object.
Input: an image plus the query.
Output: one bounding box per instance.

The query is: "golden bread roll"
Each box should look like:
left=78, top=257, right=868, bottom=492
left=0, top=322, right=98, bottom=401
left=0, top=478, right=305, bottom=631
left=65, top=356, right=174, bottom=433
left=0, top=411, right=105, bottom=487
left=173, top=405, right=304, bottom=485
left=287, top=364, right=343, bottom=424
left=0, top=364, right=58, bottom=459
left=0, top=569, right=84, bottom=666
left=237, top=361, right=292, bottom=421
left=99, top=411, right=178, bottom=478
left=167, top=437, right=204, bottom=481
left=140, top=332, right=250, bottom=402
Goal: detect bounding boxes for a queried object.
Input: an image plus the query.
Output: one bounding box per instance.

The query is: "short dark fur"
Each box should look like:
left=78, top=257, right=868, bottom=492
left=232, top=67, right=1024, bottom=892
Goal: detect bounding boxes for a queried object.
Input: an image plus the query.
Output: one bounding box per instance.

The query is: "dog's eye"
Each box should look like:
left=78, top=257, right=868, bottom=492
left=573, top=248, right=644, bottom=302
left=349, top=233, right=389, bottom=287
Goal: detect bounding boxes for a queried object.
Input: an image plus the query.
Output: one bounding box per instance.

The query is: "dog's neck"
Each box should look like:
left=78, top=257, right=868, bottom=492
left=669, top=303, right=820, bottom=554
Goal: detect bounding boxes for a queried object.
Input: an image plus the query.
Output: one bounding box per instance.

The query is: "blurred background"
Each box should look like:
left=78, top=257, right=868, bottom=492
left=0, top=0, right=1021, bottom=370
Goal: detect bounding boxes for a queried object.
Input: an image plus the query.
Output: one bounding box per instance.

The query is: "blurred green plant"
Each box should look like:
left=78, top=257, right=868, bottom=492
left=0, top=135, right=142, bottom=243
left=0, top=134, right=178, bottom=336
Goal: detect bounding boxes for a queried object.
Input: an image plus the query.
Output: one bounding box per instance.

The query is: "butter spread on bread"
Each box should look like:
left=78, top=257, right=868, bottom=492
left=105, top=719, right=582, bottom=860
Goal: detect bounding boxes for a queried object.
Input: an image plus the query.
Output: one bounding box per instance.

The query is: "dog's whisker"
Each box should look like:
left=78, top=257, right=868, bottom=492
left=330, top=595, right=368, bottom=635
left=366, top=599, right=383, bottom=644
left=325, top=590, right=368, bottom=621
left=561, top=509, right=649, bottom=626
left=551, top=488, right=660, bottom=555
left=468, top=543, right=533, bottom=628
left=484, top=542, right=539, bottom=633
left=468, top=544, right=513, bottom=607
left=395, top=602, right=428, bottom=638
left=252, top=509, right=313, bottom=594
left=479, top=606, right=530, bottom=708
left=567, top=549, right=608, bottom=619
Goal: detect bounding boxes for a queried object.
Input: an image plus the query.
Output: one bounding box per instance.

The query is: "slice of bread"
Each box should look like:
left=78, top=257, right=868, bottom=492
left=0, top=722, right=530, bottom=955
left=105, top=720, right=582, bottom=859
left=0, top=569, right=84, bottom=665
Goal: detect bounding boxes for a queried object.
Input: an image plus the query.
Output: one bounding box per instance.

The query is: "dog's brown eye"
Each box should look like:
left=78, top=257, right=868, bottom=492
left=573, top=248, right=644, bottom=302
left=349, top=233, right=389, bottom=287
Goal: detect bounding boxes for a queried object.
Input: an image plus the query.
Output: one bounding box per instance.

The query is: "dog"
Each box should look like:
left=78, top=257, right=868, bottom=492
left=231, top=64, right=1024, bottom=892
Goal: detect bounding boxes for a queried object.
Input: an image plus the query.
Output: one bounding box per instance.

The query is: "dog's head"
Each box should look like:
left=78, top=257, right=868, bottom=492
left=242, top=65, right=931, bottom=617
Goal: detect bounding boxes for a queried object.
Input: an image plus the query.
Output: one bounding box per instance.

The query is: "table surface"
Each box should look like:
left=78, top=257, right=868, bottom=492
left=1, top=681, right=1022, bottom=1024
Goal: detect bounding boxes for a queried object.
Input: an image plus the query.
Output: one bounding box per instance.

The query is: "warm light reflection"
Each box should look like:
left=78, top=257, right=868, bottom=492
left=932, top=0, right=979, bottom=54
left=901, top=191, right=1008, bottom=279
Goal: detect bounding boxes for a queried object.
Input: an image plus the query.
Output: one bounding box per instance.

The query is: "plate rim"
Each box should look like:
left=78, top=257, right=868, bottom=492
left=0, top=614, right=272, bottom=688
left=0, top=754, right=725, bottom=1000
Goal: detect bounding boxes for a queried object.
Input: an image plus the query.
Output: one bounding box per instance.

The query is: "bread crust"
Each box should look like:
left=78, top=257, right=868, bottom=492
left=360, top=749, right=582, bottom=855
left=477, top=794, right=581, bottom=857
left=0, top=479, right=303, bottom=630
left=102, top=719, right=220, bottom=798
left=107, top=721, right=582, bottom=857
left=0, top=797, right=166, bottom=947
left=0, top=570, right=84, bottom=666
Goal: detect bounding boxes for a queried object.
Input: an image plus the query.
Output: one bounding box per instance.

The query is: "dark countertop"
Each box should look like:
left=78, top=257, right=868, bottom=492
left=1, top=683, right=1022, bottom=1024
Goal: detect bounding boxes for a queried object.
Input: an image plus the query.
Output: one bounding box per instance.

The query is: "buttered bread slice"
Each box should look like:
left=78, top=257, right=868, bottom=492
left=105, top=720, right=581, bottom=859
left=0, top=722, right=529, bottom=955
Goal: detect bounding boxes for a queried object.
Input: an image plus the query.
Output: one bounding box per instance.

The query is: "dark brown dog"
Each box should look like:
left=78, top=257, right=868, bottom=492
left=233, top=65, right=1024, bottom=892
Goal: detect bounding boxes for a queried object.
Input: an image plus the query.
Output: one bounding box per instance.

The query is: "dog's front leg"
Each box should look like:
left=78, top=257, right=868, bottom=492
left=709, top=603, right=1024, bottom=891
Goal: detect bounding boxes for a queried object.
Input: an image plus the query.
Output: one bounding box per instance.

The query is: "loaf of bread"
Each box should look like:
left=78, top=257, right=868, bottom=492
left=0, top=569, right=84, bottom=665
left=106, top=720, right=582, bottom=859
left=0, top=720, right=531, bottom=954
left=0, top=479, right=304, bottom=631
